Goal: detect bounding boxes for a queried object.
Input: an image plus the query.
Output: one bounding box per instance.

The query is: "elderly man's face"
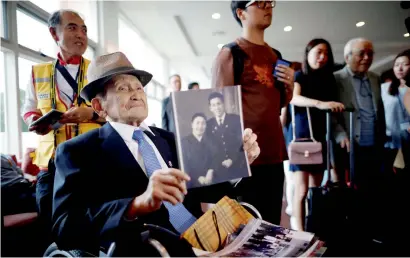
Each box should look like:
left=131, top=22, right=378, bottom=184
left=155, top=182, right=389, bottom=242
left=101, top=74, right=148, bottom=124
left=347, top=41, right=374, bottom=74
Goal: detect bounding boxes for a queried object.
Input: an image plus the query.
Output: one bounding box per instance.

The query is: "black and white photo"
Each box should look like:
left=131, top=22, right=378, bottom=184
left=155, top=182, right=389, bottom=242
left=172, top=86, right=251, bottom=188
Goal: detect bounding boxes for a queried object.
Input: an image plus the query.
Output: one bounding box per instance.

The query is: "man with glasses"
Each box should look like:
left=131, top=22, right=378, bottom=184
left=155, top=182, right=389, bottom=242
left=211, top=0, right=295, bottom=224
left=333, top=38, right=386, bottom=190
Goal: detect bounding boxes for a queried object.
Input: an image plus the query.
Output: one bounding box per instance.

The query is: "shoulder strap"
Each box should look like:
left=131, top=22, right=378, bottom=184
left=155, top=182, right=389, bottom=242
left=223, top=42, right=247, bottom=85
left=291, top=105, right=316, bottom=142
left=55, top=62, right=79, bottom=95
left=272, top=47, right=282, bottom=59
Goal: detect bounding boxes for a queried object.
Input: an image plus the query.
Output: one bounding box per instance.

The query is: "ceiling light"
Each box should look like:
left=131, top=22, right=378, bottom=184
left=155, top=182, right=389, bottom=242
left=404, top=33, right=410, bottom=37
left=283, top=26, right=292, bottom=32
left=356, top=21, right=365, bottom=27
left=212, top=13, right=221, bottom=19
left=217, top=44, right=224, bottom=49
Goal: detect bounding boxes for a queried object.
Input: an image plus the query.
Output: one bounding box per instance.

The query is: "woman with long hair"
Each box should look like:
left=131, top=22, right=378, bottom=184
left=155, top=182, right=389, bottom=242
left=381, top=49, right=410, bottom=174
left=288, top=38, right=344, bottom=231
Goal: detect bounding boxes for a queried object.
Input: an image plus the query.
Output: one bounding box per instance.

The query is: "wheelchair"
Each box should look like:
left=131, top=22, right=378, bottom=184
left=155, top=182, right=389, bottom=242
left=43, top=202, right=261, bottom=257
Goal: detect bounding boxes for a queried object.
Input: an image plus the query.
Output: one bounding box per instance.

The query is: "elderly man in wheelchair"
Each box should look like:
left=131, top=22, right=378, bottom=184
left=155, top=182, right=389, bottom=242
left=47, top=52, right=261, bottom=257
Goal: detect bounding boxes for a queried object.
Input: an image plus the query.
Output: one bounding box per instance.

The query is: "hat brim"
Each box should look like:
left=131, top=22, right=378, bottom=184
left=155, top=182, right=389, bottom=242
left=80, top=66, right=153, bottom=102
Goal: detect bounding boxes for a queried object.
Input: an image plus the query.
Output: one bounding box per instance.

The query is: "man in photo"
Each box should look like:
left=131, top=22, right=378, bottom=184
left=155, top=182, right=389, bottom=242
left=205, top=92, right=248, bottom=180
left=181, top=113, right=216, bottom=188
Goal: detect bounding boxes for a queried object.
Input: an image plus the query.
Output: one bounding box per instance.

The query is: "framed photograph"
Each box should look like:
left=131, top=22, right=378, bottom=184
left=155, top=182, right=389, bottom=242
left=171, top=86, right=251, bottom=188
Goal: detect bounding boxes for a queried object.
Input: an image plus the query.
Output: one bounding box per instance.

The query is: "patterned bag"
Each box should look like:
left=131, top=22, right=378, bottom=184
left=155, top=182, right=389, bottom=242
left=181, top=196, right=254, bottom=252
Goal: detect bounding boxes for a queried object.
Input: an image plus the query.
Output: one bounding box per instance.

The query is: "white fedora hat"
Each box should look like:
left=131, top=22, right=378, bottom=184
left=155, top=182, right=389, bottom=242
left=80, top=52, right=152, bottom=102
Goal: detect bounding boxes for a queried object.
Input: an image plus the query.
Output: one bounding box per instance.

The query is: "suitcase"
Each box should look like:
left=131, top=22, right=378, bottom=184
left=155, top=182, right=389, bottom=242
left=304, top=109, right=354, bottom=256
left=305, top=109, right=405, bottom=256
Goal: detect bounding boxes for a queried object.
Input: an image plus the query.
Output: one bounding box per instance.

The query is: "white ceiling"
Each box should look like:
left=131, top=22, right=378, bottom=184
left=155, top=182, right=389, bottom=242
left=119, top=1, right=409, bottom=88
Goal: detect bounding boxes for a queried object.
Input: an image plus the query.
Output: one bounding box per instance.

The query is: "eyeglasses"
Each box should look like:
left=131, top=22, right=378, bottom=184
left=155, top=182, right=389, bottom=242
left=245, top=0, right=276, bottom=9
left=351, top=49, right=374, bottom=59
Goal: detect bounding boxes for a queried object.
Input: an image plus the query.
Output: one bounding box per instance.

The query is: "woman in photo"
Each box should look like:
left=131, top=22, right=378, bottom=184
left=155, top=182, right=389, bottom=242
left=288, top=38, right=345, bottom=231
left=181, top=113, right=216, bottom=188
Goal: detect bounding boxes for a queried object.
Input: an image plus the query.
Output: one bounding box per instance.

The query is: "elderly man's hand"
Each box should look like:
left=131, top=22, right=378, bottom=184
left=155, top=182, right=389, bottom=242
left=243, top=128, right=260, bottom=165
left=125, top=168, right=190, bottom=219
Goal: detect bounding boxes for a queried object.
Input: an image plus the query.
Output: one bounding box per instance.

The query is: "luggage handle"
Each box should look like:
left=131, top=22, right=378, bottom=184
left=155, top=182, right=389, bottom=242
left=325, top=108, right=355, bottom=188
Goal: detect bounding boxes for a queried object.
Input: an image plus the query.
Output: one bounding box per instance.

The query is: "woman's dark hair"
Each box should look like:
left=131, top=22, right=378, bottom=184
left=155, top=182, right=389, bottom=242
left=302, top=38, right=335, bottom=75
left=191, top=112, right=207, bottom=122
left=208, top=92, right=224, bottom=104
left=389, top=49, right=410, bottom=96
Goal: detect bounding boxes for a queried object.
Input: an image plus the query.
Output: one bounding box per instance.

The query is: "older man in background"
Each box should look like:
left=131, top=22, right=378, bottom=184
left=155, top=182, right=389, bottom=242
left=162, top=74, right=181, bottom=134
left=333, top=37, right=386, bottom=188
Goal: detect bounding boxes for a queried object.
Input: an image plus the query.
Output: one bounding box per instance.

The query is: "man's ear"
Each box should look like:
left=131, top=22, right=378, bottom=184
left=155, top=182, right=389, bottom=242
left=91, top=97, right=106, bottom=118
left=344, top=54, right=351, bottom=64
left=49, top=27, right=59, bottom=43
left=236, top=8, right=246, bottom=24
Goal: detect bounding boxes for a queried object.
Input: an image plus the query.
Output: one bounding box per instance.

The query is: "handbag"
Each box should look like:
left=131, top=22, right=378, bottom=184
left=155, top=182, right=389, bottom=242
left=288, top=105, right=323, bottom=165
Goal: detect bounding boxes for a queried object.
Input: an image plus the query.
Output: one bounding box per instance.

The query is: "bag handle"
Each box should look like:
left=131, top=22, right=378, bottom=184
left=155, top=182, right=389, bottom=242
left=291, top=105, right=317, bottom=142
left=194, top=211, right=223, bottom=251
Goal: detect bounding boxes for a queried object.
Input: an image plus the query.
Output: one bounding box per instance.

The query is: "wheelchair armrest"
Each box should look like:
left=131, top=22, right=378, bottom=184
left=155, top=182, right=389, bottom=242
left=147, top=238, right=170, bottom=257
left=239, top=202, right=262, bottom=219
left=43, top=242, right=116, bottom=257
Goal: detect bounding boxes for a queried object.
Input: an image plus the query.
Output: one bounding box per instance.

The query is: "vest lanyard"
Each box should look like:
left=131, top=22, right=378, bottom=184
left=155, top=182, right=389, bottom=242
left=49, top=57, right=86, bottom=141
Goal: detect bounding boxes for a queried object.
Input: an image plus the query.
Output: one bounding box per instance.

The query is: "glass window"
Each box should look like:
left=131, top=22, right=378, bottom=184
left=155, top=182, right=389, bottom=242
left=118, top=17, right=166, bottom=86
left=145, top=81, right=155, bottom=98
left=29, top=0, right=60, bottom=14
left=118, top=17, right=145, bottom=69
left=144, top=46, right=166, bottom=86
left=29, top=0, right=98, bottom=43
left=1, top=1, right=6, bottom=38
left=0, top=52, right=7, bottom=152
left=83, top=46, right=95, bottom=60
left=17, top=9, right=57, bottom=58
left=156, top=86, right=164, bottom=100
left=18, top=57, right=40, bottom=152
left=146, top=98, right=162, bottom=128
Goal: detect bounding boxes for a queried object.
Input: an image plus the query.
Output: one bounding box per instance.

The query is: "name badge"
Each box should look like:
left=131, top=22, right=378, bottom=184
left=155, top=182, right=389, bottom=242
left=38, top=93, right=50, bottom=100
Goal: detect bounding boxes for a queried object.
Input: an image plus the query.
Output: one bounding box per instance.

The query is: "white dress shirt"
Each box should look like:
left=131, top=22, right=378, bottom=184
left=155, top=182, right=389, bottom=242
left=109, top=121, right=168, bottom=176
left=22, top=64, right=80, bottom=118
left=217, top=113, right=226, bottom=126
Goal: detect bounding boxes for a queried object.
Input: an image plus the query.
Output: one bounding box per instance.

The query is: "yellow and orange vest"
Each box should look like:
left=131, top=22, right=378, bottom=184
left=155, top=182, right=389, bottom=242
left=32, top=58, right=101, bottom=168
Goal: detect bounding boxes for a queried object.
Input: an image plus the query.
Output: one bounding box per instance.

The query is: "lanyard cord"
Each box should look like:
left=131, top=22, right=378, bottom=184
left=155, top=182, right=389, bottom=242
left=50, top=57, right=85, bottom=140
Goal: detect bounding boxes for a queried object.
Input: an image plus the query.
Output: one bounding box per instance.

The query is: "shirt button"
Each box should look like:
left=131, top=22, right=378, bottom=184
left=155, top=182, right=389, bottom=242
left=223, top=142, right=225, bottom=145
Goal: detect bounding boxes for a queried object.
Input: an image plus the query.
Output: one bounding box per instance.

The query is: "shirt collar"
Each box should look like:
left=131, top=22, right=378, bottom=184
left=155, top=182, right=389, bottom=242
left=109, top=121, right=155, bottom=143
left=57, top=53, right=82, bottom=66
left=346, top=66, right=368, bottom=80
left=218, top=113, right=226, bottom=125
